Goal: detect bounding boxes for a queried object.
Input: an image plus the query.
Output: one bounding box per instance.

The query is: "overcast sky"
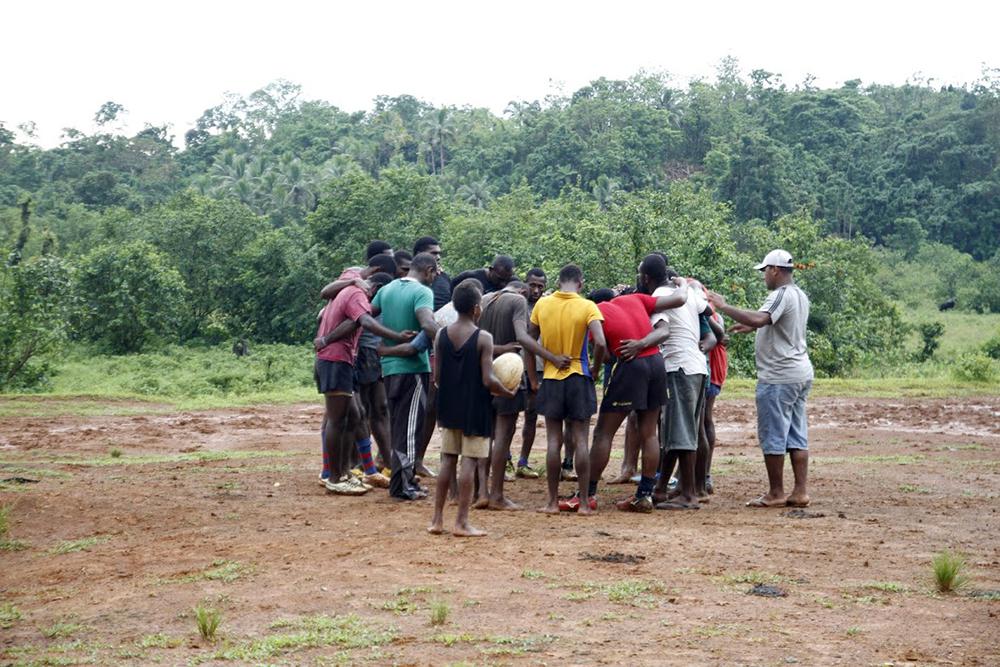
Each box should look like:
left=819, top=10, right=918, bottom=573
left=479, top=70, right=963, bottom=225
left=3, top=0, right=997, bottom=148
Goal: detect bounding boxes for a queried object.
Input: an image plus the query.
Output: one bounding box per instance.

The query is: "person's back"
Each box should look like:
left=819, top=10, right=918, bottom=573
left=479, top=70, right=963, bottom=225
left=755, top=283, right=813, bottom=384
left=437, top=325, right=493, bottom=438
left=373, top=277, right=433, bottom=376
left=479, top=290, right=527, bottom=347
left=651, top=281, right=708, bottom=375
left=532, top=291, right=602, bottom=379
left=597, top=294, right=660, bottom=359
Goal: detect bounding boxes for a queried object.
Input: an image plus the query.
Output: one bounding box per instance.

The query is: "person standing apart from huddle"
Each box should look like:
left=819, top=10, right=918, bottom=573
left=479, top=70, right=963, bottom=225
left=707, top=249, right=814, bottom=508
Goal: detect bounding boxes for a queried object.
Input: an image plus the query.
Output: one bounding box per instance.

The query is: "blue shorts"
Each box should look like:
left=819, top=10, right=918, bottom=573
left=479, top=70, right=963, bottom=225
left=706, top=382, right=722, bottom=398
left=755, top=381, right=811, bottom=455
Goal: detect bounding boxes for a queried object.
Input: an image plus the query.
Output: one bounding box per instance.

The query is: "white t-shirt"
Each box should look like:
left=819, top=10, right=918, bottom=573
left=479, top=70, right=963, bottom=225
left=651, top=283, right=709, bottom=375
left=755, top=283, right=814, bottom=384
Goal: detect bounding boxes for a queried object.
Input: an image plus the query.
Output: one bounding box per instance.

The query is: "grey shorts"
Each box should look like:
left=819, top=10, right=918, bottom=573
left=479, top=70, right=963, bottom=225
left=756, top=381, right=811, bottom=455
left=660, top=371, right=706, bottom=452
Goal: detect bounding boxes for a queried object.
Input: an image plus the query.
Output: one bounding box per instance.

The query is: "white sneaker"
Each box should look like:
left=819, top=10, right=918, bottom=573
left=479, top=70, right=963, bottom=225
left=325, top=477, right=366, bottom=495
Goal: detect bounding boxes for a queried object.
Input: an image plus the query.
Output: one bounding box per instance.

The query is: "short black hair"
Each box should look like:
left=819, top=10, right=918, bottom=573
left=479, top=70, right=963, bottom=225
left=365, top=240, right=392, bottom=260
left=393, top=250, right=413, bottom=263
left=413, top=236, right=440, bottom=254
left=652, top=250, right=669, bottom=266
left=452, top=280, right=481, bottom=315
left=455, top=277, right=483, bottom=293
left=368, top=272, right=394, bottom=288
left=492, top=255, right=515, bottom=272
left=558, top=264, right=583, bottom=284
left=368, top=254, right=398, bottom=276
left=411, top=252, right=438, bottom=274
left=526, top=267, right=546, bottom=281
left=588, top=288, right=616, bottom=304
left=639, top=254, right=667, bottom=284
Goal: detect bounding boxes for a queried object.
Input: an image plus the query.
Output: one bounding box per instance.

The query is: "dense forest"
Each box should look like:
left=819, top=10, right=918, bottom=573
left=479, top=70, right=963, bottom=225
left=2, top=61, right=999, bottom=389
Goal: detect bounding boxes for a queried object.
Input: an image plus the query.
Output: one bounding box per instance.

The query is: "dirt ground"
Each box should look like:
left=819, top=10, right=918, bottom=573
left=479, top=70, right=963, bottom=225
left=1, top=396, right=998, bottom=666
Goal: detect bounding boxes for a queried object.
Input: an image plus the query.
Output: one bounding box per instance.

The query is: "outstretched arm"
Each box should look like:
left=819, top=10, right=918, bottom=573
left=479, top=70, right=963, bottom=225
left=707, top=290, right=772, bottom=331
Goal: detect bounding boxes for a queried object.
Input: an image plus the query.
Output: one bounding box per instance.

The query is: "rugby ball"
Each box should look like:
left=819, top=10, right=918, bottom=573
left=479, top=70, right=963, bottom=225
left=493, top=352, right=524, bottom=391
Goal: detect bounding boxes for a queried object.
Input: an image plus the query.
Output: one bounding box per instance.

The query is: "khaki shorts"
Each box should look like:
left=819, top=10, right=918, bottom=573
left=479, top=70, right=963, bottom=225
left=440, top=428, right=490, bottom=459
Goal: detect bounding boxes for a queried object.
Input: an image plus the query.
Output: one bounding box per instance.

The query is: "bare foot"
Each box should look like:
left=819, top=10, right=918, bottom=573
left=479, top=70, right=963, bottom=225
left=487, top=497, right=521, bottom=511
left=427, top=522, right=444, bottom=535
left=536, top=503, right=560, bottom=514
left=578, top=504, right=595, bottom=516
left=472, top=497, right=490, bottom=510
left=453, top=523, right=487, bottom=537
left=785, top=494, right=810, bottom=508
left=606, top=470, right=636, bottom=485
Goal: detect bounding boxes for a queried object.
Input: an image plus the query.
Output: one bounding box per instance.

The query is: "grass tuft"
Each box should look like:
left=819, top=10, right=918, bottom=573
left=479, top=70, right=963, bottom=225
left=520, top=569, right=544, bottom=580
left=109, top=448, right=123, bottom=459
left=139, top=633, right=183, bottom=649
left=429, top=600, right=450, bottom=626
left=210, top=614, right=394, bottom=661
left=932, top=550, right=968, bottom=593
left=0, top=602, right=22, bottom=629
left=48, top=535, right=108, bottom=555
left=42, top=621, right=85, bottom=639
left=194, top=605, right=222, bottom=642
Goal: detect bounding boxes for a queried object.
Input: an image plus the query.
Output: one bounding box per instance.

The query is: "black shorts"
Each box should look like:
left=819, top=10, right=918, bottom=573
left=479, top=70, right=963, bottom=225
left=539, top=375, right=597, bottom=422
left=601, top=355, right=667, bottom=413
left=493, top=389, right=526, bottom=416
left=354, top=346, right=382, bottom=385
left=315, top=359, right=355, bottom=395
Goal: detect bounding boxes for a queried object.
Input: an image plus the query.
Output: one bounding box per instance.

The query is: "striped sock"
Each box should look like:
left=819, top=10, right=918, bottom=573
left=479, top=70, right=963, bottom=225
left=356, top=437, right=377, bottom=475
left=321, top=421, right=330, bottom=479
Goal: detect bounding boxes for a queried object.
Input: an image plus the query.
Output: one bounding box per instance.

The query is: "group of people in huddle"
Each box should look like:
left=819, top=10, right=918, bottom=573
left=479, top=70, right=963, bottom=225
left=314, top=236, right=815, bottom=537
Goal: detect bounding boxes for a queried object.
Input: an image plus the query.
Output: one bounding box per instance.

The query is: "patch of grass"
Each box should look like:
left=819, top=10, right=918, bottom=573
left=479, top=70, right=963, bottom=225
left=898, top=484, right=931, bottom=494
left=139, top=633, right=183, bottom=649
left=863, top=581, right=908, bottom=593
left=381, top=586, right=434, bottom=615
left=432, top=633, right=478, bottom=647
left=846, top=626, right=862, bottom=637
left=719, top=571, right=787, bottom=586
left=0, top=602, right=21, bottom=628
left=429, top=600, right=450, bottom=626
left=0, top=504, right=8, bottom=537
left=604, top=580, right=667, bottom=607
left=815, top=596, right=836, bottom=609
left=41, top=621, right=85, bottom=639
left=0, top=538, right=29, bottom=551
left=814, top=454, right=926, bottom=466
left=109, top=448, right=122, bottom=459
left=0, top=465, right=72, bottom=479
left=482, top=634, right=558, bottom=657
left=966, top=590, right=1000, bottom=601
left=169, top=560, right=253, bottom=585
left=48, top=535, right=108, bottom=555
left=932, top=550, right=968, bottom=593
left=521, top=569, right=544, bottom=580
left=208, top=614, right=394, bottom=662
left=194, top=605, right=222, bottom=642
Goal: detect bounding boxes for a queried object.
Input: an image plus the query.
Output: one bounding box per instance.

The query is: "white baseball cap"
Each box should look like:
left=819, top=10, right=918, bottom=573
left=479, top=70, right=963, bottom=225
left=754, top=249, right=794, bottom=271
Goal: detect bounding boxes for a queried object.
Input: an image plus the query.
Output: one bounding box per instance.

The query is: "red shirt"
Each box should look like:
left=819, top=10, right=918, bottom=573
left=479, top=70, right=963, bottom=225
left=709, top=310, right=728, bottom=387
left=596, top=294, right=659, bottom=360
left=316, top=270, right=371, bottom=364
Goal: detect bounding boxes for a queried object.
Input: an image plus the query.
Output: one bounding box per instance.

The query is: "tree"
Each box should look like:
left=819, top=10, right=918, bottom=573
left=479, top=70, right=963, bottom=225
left=75, top=241, right=187, bottom=353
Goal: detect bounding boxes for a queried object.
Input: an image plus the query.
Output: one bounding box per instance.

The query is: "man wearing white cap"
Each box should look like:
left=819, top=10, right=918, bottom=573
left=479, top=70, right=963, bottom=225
left=706, top=249, right=814, bottom=508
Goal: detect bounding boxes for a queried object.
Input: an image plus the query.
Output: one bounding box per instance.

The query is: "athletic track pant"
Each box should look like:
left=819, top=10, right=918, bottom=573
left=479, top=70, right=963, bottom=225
left=384, top=372, right=429, bottom=499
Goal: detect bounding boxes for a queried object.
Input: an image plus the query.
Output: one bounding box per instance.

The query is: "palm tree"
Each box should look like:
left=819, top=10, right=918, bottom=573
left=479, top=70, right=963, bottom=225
left=457, top=174, right=491, bottom=209
left=422, top=109, right=456, bottom=174
left=592, top=175, right=619, bottom=210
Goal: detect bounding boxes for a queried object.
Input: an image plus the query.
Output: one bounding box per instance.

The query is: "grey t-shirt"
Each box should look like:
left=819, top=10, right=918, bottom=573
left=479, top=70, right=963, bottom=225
left=755, top=283, right=814, bottom=384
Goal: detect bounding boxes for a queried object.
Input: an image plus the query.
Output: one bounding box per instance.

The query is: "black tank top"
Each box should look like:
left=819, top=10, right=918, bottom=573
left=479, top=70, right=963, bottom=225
left=436, top=326, right=493, bottom=437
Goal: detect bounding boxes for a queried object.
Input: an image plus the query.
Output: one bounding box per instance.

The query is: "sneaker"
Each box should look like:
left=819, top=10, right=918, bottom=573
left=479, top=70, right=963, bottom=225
left=557, top=492, right=597, bottom=512
left=560, top=468, right=578, bottom=482
left=616, top=495, right=654, bottom=513
left=516, top=464, right=540, bottom=479
left=350, top=468, right=364, bottom=478
left=381, top=467, right=392, bottom=477
left=667, top=476, right=678, bottom=490
left=504, top=460, right=516, bottom=482
left=319, top=475, right=330, bottom=487
left=324, top=477, right=366, bottom=495
left=363, top=471, right=390, bottom=489
left=343, top=475, right=372, bottom=492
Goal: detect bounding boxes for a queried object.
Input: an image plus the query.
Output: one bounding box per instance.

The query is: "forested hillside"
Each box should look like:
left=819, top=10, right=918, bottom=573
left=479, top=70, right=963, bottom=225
left=2, top=62, right=999, bottom=389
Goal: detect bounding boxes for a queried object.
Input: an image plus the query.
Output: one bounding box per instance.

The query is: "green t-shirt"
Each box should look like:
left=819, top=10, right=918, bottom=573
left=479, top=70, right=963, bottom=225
left=372, top=277, right=434, bottom=376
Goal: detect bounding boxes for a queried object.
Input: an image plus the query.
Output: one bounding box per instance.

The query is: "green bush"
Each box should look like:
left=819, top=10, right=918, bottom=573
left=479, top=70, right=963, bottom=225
left=951, top=353, right=998, bottom=383
left=983, top=330, right=1000, bottom=360
left=75, top=241, right=187, bottom=353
